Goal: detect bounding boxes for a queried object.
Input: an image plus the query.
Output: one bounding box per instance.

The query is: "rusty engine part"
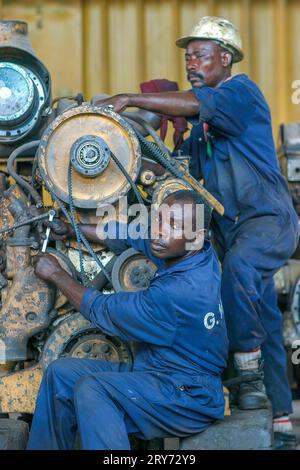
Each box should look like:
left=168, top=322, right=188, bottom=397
left=139, top=169, right=156, bottom=186
left=0, top=188, right=55, bottom=362
left=152, top=178, right=190, bottom=209
left=0, top=21, right=51, bottom=150
left=278, top=123, right=300, bottom=216
left=126, top=114, right=224, bottom=215
left=40, top=312, right=132, bottom=371
left=111, top=248, right=157, bottom=292
left=37, top=105, right=141, bottom=209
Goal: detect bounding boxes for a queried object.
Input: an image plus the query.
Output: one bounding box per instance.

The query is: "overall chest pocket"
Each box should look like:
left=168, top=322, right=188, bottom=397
left=212, top=138, right=230, bottom=162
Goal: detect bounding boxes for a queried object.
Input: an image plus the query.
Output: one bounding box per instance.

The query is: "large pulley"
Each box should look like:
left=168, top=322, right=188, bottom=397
left=111, top=248, right=157, bottom=292
left=37, top=105, right=141, bottom=209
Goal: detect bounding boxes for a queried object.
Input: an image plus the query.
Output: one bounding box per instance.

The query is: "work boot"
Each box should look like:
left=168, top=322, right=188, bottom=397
left=273, top=416, right=298, bottom=450
left=273, top=432, right=298, bottom=450
left=234, top=349, right=269, bottom=410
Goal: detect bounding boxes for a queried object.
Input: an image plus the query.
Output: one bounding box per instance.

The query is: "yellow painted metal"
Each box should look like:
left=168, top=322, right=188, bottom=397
left=0, top=0, right=300, bottom=139
left=223, top=386, right=231, bottom=416
left=42, top=185, right=53, bottom=207
left=0, top=364, right=42, bottom=414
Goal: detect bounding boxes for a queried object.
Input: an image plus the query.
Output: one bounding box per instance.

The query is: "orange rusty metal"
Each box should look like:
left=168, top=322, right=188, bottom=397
left=37, top=105, right=141, bottom=209
left=0, top=189, right=55, bottom=362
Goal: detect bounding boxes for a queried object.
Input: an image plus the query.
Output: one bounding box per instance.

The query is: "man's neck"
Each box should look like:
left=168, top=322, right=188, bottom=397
left=165, top=247, right=204, bottom=268
left=215, top=71, right=232, bottom=88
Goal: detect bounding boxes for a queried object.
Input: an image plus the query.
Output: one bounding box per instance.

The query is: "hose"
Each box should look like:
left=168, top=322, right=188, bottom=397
left=122, top=112, right=171, bottom=156
left=136, top=130, right=186, bottom=180
left=88, top=255, right=117, bottom=290
left=7, top=141, right=42, bottom=207
left=68, top=162, right=87, bottom=285
left=110, top=150, right=145, bottom=207
left=43, top=179, right=112, bottom=285
left=135, top=129, right=224, bottom=216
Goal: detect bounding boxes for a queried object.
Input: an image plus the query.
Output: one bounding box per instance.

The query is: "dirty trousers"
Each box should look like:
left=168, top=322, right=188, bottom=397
left=218, top=215, right=299, bottom=416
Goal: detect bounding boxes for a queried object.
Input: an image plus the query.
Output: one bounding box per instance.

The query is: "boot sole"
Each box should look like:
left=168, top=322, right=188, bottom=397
left=238, top=396, right=269, bottom=410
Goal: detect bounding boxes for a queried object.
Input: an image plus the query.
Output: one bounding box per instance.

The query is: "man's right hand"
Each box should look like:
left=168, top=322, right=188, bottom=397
left=33, top=254, right=64, bottom=283
left=93, top=94, right=131, bottom=113
left=47, top=219, right=106, bottom=245
left=47, top=219, right=73, bottom=240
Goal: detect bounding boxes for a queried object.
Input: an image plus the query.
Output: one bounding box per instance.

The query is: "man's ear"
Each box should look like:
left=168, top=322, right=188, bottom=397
left=221, top=51, right=232, bottom=68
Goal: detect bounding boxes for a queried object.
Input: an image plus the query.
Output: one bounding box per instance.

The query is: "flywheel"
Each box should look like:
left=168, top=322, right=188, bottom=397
left=37, top=105, right=141, bottom=208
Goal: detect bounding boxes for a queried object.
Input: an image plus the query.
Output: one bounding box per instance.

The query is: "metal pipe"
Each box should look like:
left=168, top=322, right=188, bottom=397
left=122, top=111, right=171, bottom=156
left=7, top=141, right=42, bottom=207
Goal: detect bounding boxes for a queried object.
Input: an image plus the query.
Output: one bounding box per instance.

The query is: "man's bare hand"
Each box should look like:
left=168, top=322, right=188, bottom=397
left=47, top=219, right=73, bottom=241
left=33, top=254, right=63, bottom=282
left=93, top=94, right=131, bottom=113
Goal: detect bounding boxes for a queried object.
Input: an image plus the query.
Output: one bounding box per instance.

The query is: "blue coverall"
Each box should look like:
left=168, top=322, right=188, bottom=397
left=179, top=74, right=299, bottom=416
left=27, top=227, right=228, bottom=450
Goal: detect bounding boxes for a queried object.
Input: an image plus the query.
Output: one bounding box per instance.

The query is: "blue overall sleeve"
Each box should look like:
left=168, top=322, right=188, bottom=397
left=80, top=282, right=177, bottom=346
left=103, top=220, right=153, bottom=260
left=191, top=79, right=256, bottom=137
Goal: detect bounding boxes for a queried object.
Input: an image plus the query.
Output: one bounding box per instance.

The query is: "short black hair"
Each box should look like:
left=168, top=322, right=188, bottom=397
left=163, top=189, right=212, bottom=231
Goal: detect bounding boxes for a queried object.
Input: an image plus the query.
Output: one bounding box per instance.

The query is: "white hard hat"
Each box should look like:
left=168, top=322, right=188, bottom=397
left=176, top=16, right=243, bottom=63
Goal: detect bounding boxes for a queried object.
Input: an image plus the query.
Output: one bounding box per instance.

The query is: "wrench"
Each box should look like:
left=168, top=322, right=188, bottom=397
left=0, top=211, right=55, bottom=236
left=41, top=209, right=56, bottom=253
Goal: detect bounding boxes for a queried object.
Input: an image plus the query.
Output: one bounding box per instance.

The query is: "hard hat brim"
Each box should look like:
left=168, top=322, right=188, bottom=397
left=175, top=36, right=244, bottom=63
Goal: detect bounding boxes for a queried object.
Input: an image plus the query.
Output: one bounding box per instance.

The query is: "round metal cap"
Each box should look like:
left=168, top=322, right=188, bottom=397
left=71, top=135, right=111, bottom=178
left=0, top=62, right=34, bottom=124
left=112, top=248, right=157, bottom=292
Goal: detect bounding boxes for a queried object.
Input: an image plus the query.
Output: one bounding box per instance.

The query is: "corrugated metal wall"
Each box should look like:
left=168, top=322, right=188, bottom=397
left=1, top=0, right=300, bottom=138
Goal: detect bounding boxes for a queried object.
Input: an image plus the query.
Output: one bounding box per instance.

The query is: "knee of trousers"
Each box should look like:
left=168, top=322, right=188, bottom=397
left=45, top=358, right=78, bottom=382
left=222, top=250, right=261, bottom=287
left=73, top=375, right=109, bottom=409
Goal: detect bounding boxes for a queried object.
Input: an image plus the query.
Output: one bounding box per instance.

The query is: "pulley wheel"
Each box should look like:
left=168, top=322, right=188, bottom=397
left=37, top=105, right=141, bottom=209
left=151, top=178, right=191, bottom=209
left=112, top=248, right=157, bottom=292
left=41, top=312, right=132, bottom=370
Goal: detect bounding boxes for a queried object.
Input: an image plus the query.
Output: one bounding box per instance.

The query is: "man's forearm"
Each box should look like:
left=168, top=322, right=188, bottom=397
left=50, top=268, right=87, bottom=311
left=68, top=224, right=107, bottom=244
left=126, top=91, right=200, bottom=117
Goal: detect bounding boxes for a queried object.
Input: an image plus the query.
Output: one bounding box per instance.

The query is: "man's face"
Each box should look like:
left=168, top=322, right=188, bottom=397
left=185, top=39, right=231, bottom=88
left=150, top=196, right=205, bottom=260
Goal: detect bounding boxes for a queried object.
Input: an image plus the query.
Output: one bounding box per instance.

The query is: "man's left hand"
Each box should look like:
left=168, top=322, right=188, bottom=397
left=92, top=94, right=131, bottom=113
left=33, top=254, right=63, bottom=283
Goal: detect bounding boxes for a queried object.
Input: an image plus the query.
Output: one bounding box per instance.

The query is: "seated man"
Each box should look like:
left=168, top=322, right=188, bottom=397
left=27, top=190, right=228, bottom=450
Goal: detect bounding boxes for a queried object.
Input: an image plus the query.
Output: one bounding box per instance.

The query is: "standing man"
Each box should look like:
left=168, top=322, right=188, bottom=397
left=94, top=16, right=299, bottom=449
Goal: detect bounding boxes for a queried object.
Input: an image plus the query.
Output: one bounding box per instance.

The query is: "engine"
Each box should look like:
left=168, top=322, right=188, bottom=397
left=0, top=21, right=202, bottom=417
